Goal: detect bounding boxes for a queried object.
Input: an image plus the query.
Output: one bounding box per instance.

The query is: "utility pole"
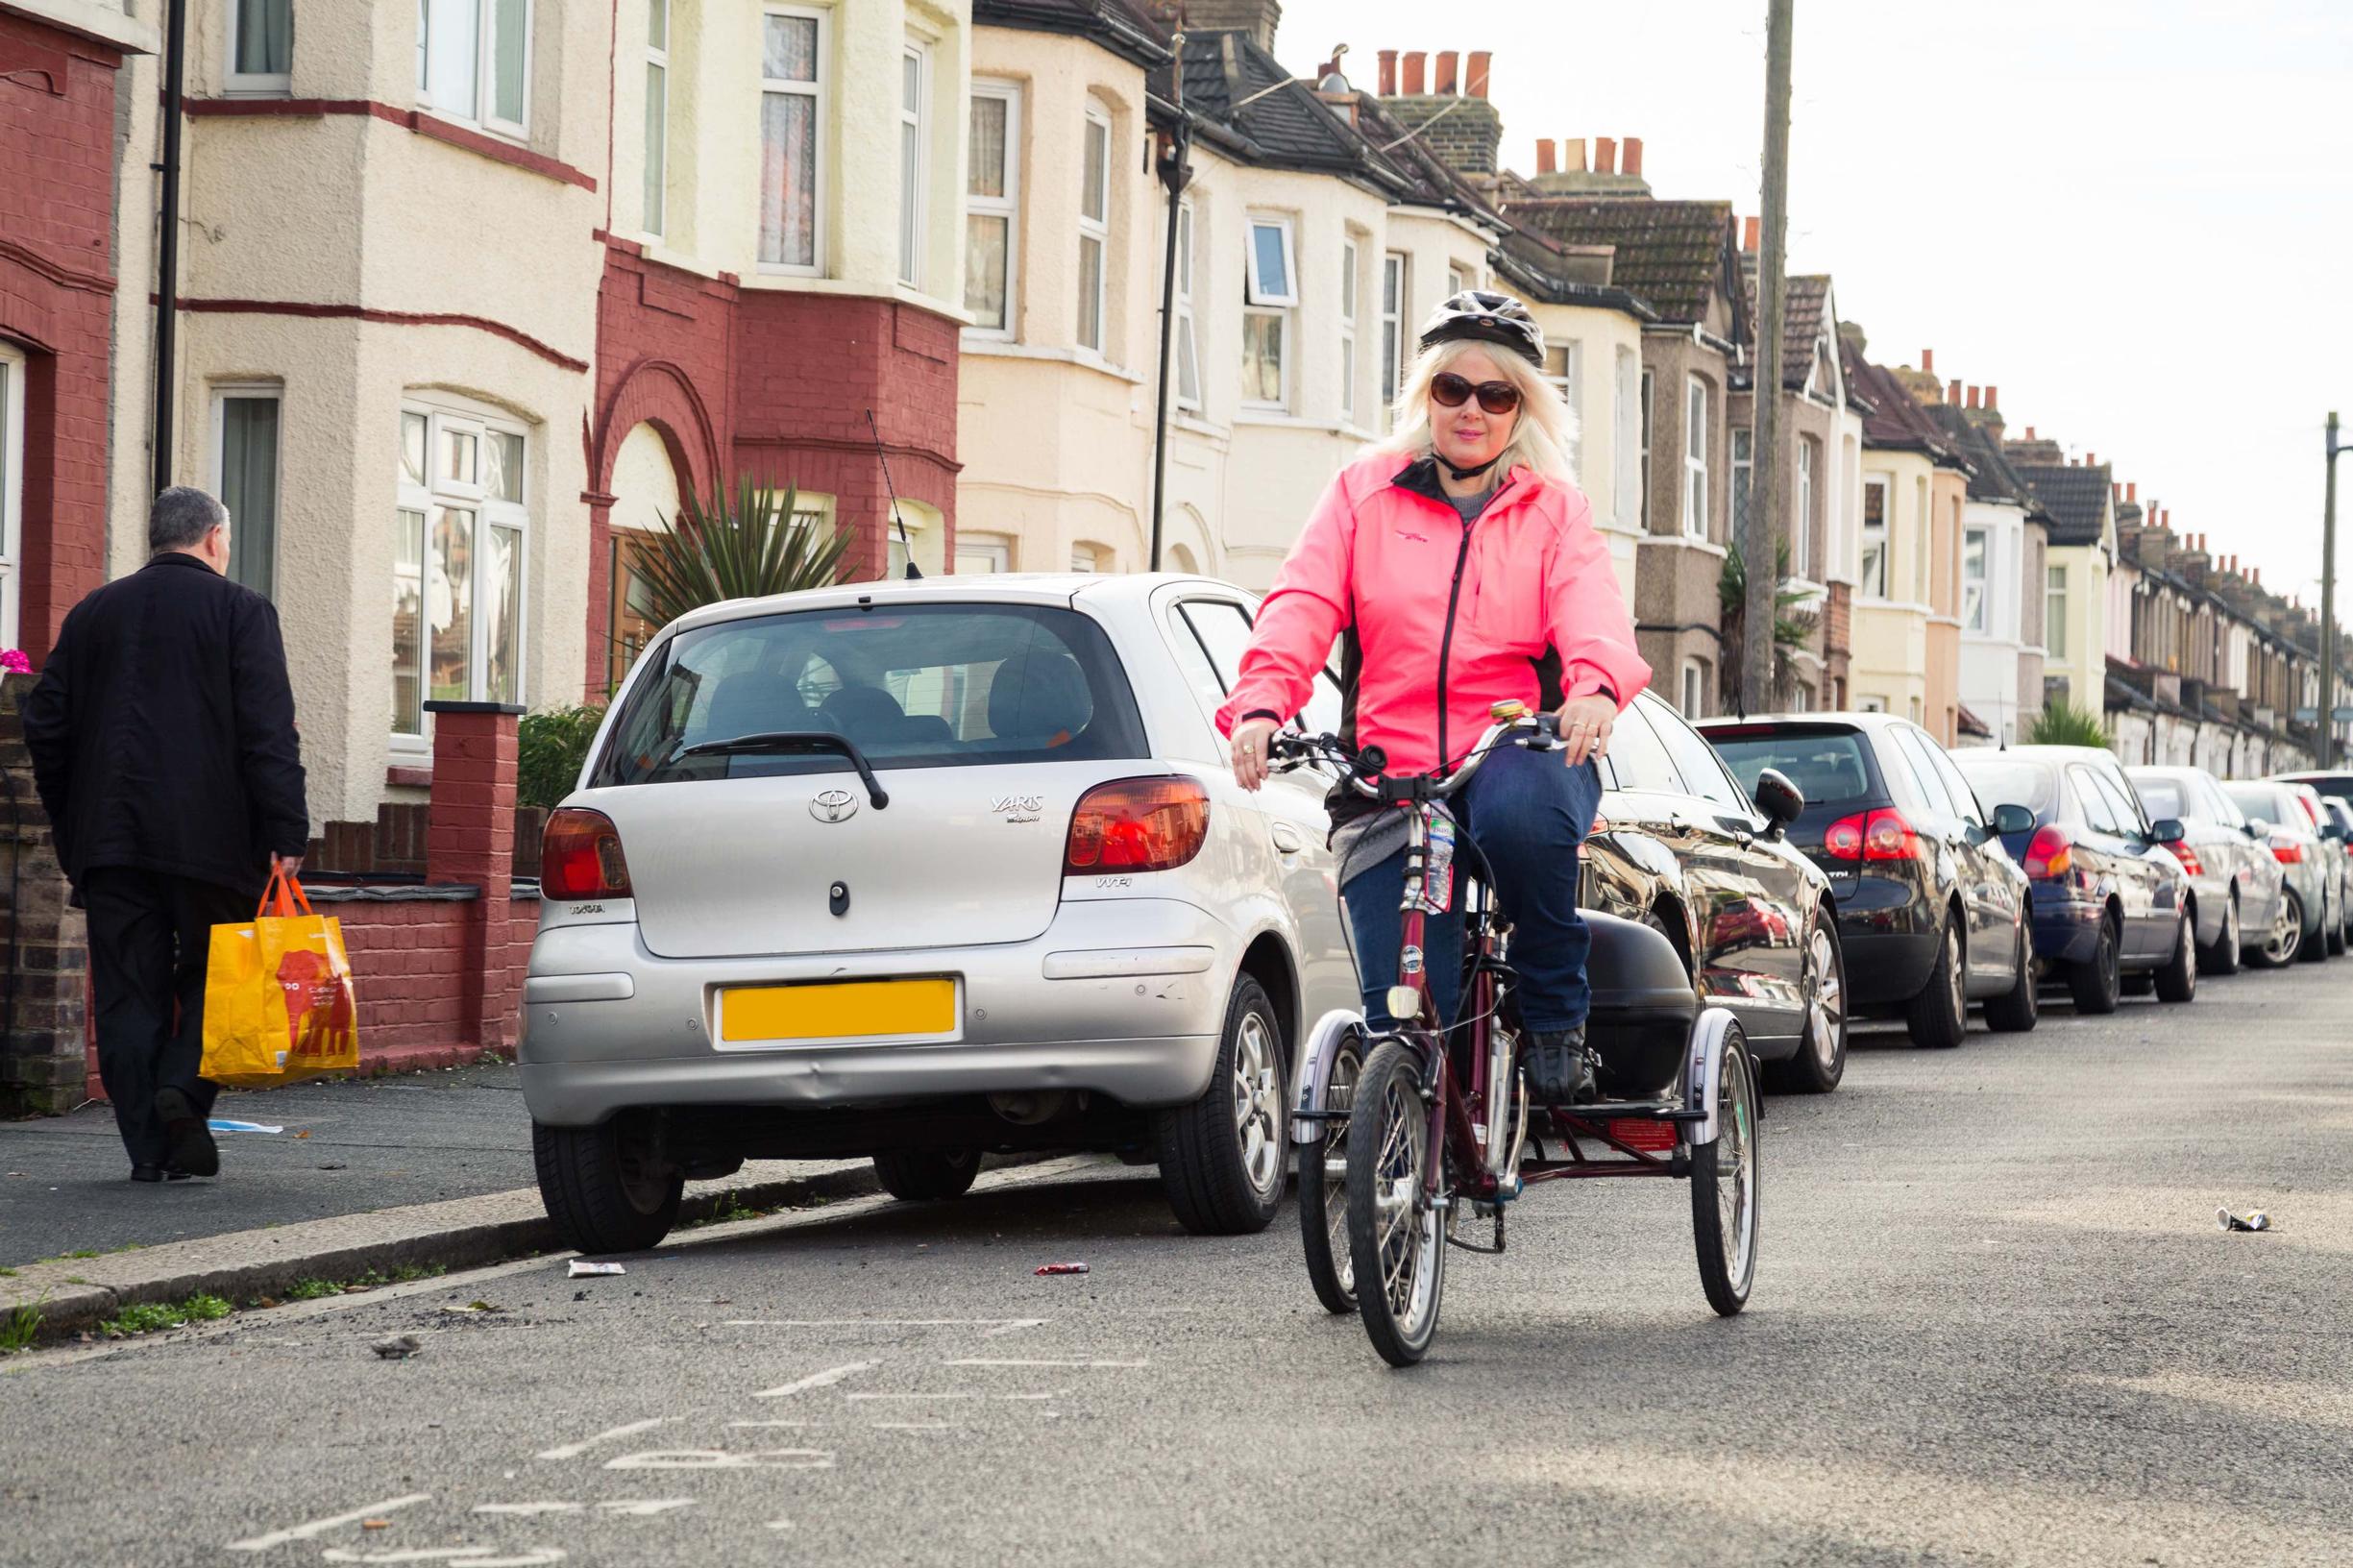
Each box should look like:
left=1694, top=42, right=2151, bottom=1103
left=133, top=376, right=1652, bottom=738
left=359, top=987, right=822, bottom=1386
left=1742, top=0, right=1794, bottom=714
left=151, top=0, right=189, bottom=498
left=1146, top=36, right=1191, bottom=574
left=2324, top=410, right=2341, bottom=768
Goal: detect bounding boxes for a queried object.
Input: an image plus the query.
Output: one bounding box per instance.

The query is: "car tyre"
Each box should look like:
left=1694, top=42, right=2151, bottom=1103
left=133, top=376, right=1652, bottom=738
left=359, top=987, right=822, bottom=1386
left=1981, top=918, right=2039, bottom=1033
left=1155, top=973, right=1287, bottom=1236
left=533, top=1115, right=684, bottom=1256
left=2202, top=893, right=2243, bottom=976
left=1766, top=910, right=1846, bottom=1092
left=2298, top=892, right=2328, bottom=964
left=2069, top=910, right=2123, bottom=1015
left=2330, top=905, right=2348, bottom=958
left=872, top=1148, right=982, bottom=1202
left=2155, top=909, right=2197, bottom=1003
left=1903, top=916, right=1967, bottom=1049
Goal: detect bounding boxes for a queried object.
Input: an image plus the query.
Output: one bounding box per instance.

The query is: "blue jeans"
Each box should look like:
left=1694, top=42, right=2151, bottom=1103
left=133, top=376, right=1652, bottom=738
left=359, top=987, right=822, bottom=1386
left=1340, top=747, right=1602, bottom=1034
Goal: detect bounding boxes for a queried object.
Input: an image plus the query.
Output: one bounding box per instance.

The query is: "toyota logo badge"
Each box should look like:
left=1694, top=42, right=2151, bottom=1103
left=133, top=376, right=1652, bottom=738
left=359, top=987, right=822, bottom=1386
left=809, top=788, right=859, bottom=823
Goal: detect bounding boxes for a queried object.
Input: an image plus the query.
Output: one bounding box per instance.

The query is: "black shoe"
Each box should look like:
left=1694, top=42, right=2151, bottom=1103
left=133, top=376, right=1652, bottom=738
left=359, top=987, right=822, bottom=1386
left=1524, top=1027, right=1596, bottom=1104
left=152, top=1088, right=220, bottom=1178
left=130, top=1164, right=165, bottom=1184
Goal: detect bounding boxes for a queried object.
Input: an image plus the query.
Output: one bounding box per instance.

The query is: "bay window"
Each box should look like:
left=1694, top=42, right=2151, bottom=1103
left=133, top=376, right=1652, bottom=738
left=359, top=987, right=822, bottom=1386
left=1860, top=477, right=1889, bottom=599
left=1730, top=426, right=1752, bottom=538
left=212, top=386, right=282, bottom=596
left=759, top=8, right=825, bottom=274
left=1963, top=526, right=1989, bottom=633
left=394, top=404, right=528, bottom=738
left=417, top=0, right=528, bottom=135
left=1545, top=339, right=1581, bottom=477
left=1077, top=104, right=1110, bottom=352
left=965, top=82, right=1020, bottom=335
left=1614, top=347, right=1640, bottom=529
left=644, top=0, right=668, bottom=236
left=1796, top=437, right=1817, bottom=579
left=1681, top=375, right=1708, bottom=538
left=1173, top=200, right=1199, bottom=409
left=229, top=0, right=292, bottom=92
left=1242, top=215, right=1296, bottom=409
left=898, top=41, right=929, bottom=289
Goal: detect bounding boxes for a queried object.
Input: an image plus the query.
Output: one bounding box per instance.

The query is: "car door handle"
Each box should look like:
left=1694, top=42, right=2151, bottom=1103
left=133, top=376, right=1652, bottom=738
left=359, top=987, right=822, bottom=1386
left=1270, top=822, right=1306, bottom=854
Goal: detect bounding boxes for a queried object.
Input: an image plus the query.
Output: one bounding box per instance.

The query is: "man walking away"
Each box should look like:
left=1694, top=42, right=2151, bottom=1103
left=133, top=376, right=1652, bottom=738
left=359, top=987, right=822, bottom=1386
left=22, top=486, right=307, bottom=1182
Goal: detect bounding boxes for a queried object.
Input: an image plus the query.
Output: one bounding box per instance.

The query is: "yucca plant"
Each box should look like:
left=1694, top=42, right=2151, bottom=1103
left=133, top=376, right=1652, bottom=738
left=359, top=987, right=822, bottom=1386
left=2026, top=702, right=2109, bottom=747
left=631, top=478, right=855, bottom=629
left=1718, top=536, right=1817, bottom=712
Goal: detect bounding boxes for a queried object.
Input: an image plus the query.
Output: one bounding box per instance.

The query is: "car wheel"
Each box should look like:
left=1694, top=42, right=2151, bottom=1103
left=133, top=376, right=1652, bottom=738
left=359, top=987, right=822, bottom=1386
left=2298, top=891, right=2328, bottom=964
left=2330, top=908, right=2348, bottom=957
left=533, top=1115, right=684, bottom=1255
left=2069, top=910, right=2123, bottom=1015
left=1766, top=911, right=1846, bottom=1092
left=2203, top=893, right=2243, bottom=976
left=2155, top=909, right=2197, bottom=1003
left=1155, top=973, right=1287, bottom=1236
left=872, top=1148, right=982, bottom=1202
left=1982, top=917, right=2039, bottom=1033
left=1903, top=915, right=1967, bottom=1049
left=2255, top=889, right=2304, bottom=968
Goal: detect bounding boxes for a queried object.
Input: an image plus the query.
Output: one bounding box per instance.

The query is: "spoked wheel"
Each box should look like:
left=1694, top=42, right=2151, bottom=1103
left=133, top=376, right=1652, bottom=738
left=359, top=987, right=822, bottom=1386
left=1345, top=1041, right=1448, bottom=1366
left=2254, top=890, right=2303, bottom=968
left=1776, top=912, right=1847, bottom=1092
left=1690, top=1041, right=1760, bottom=1316
left=1298, top=1032, right=1364, bottom=1315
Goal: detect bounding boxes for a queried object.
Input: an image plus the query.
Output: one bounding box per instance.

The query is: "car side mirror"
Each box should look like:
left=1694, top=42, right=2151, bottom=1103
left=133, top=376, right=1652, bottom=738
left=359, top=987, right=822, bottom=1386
left=1752, top=767, right=1804, bottom=836
left=2149, top=818, right=2187, bottom=846
left=1993, top=802, right=2035, bottom=836
left=2244, top=816, right=2269, bottom=838
left=2324, top=821, right=2348, bottom=844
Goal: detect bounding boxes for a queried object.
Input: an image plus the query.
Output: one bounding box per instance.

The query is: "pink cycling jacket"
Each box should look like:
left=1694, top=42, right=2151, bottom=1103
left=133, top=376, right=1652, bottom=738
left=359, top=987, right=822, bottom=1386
left=1214, top=453, right=1651, bottom=777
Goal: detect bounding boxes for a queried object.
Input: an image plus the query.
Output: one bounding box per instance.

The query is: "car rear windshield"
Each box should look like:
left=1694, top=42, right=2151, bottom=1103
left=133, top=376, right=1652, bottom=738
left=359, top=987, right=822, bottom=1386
left=2224, top=783, right=2296, bottom=826
left=2131, top=776, right=2187, bottom=821
left=1950, top=757, right=2056, bottom=816
left=592, top=602, right=1148, bottom=787
left=1705, top=728, right=1875, bottom=808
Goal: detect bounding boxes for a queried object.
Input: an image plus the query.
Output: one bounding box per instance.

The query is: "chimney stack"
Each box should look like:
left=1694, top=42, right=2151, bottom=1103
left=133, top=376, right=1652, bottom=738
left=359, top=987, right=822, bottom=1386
left=1948, top=379, right=1963, bottom=405
left=1466, top=51, right=1492, bottom=98
left=1922, top=348, right=1935, bottom=375
left=2112, top=482, right=2121, bottom=503
left=2024, top=427, right=2036, bottom=440
left=1377, top=48, right=1397, bottom=95
left=2086, top=451, right=2096, bottom=468
left=1984, top=384, right=1998, bottom=408
left=1535, top=139, right=1556, bottom=175
left=1402, top=50, right=1426, bottom=94
left=1622, top=135, right=1643, bottom=176
left=1742, top=215, right=1759, bottom=252
left=1967, top=385, right=1981, bottom=409
left=1434, top=50, right=1458, bottom=94
left=1562, top=136, right=1587, bottom=172
left=1594, top=135, right=1616, bottom=174
left=2126, top=481, right=2137, bottom=502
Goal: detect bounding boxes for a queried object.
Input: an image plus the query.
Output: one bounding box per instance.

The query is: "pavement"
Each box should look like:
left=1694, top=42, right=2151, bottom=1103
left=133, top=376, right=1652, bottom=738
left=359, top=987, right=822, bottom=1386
left=2, top=956, right=2347, bottom=1566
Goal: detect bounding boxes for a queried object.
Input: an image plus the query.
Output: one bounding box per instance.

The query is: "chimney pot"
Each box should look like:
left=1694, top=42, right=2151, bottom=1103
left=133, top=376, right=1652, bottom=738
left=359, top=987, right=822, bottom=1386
left=1948, top=379, right=1963, bottom=406
left=2125, top=481, right=2136, bottom=502
left=1377, top=48, right=1397, bottom=96
left=1922, top=348, right=1935, bottom=375
left=1984, top=384, right=1998, bottom=408
left=1563, top=136, right=1587, bottom=172
left=2024, top=427, right=2036, bottom=440
left=1622, top=135, right=1644, bottom=176
left=1967, top=385, right=1980, bottom=409
left=2112, top=482, right=2121, bottom=502
left=1434, top=50, right=1458, bottom=94
left=1466, top=51, right=1492, bottom=98
left=2086, top=451, right=2096, bottom=467
left=1742, top=215, right=1759, bottom=252
left=1402, top=51, right=1427, bottom=95
left=1535, top=138, right=1556, bottom=175
left=1595, top=135, right=1617, bottom=174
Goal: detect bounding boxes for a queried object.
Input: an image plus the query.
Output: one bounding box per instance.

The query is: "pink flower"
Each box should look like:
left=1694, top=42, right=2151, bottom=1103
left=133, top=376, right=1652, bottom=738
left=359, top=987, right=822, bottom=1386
left=0, top=649, right=29, bottom=674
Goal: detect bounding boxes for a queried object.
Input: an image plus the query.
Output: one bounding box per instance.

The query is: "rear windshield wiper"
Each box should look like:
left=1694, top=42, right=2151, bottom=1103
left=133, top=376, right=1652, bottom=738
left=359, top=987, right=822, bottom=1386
left=674, top=729, right=890, bottom=808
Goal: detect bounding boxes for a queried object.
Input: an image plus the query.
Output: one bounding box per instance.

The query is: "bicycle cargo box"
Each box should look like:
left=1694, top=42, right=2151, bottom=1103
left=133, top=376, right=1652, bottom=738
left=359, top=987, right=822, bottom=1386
left=1579, top=910, right=1697, bottom=1098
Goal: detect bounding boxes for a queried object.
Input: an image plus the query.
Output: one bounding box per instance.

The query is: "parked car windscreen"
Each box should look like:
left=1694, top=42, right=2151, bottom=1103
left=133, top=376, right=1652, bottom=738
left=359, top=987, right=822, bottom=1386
left=1950, top=756, right=2058, bottom=816
left=593, top=602, right=1148, bottom=786
left=2225, top=782, right=2299, bottom=828
left=1707, top=727, right=1875, bottom=808
left=2131, top=775, right=2189, bottom=821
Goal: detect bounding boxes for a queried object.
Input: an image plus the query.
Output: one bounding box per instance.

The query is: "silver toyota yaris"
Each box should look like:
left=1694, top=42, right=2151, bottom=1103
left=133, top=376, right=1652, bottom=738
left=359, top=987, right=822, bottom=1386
left=521, top=574, right=1360, bottom=1251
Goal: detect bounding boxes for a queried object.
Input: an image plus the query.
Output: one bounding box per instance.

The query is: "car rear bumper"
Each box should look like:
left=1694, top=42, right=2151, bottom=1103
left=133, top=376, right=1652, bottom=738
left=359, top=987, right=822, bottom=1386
left=2028, top=888, right=2105, bottom=967
left=519, top=897, right=1238, bottom=1125
left=1829, top=872, right=1940, bottom=1003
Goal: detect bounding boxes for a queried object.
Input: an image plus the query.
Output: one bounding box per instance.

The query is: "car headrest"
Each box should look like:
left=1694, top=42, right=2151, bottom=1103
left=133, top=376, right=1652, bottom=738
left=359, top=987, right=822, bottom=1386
left=817, top=684, right=906, bottom=737
left=699, top=671, right=809, bottom=744
left=989, top=650, right=1093, bottom=742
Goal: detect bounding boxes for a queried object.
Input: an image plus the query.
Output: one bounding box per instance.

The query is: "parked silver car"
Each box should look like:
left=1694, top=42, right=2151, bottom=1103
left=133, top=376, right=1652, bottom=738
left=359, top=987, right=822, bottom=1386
left=2317, top=797, right=2353, bottom=947
left=2124, top=765, right=2288, bottom=972
left=2222, top=778, right=2338, bottom=965
left=521, top=575, right=1360, bottom=1251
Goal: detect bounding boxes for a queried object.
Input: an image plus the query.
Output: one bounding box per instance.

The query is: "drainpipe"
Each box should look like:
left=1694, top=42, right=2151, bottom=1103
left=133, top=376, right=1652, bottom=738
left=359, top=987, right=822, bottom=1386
left=150, top=0, right=189, bottom=498
left=1147, top=37, right=1190, bottom=574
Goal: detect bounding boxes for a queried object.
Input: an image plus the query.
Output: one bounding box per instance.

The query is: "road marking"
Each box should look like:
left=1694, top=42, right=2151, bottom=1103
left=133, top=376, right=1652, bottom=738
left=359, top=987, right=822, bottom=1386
left=320, top=1551, right=564, bottom=1566
left=766, top=1519, right=794, bottom=1532
left=753, top=1360, right=876, bottom=1398
left=226, top=1493, right=432, bottom=1552
left=603, top=1449, right=836, bottom=1471
left=719, top=1319, right=1043, bottom=1334
left=472, top=1504, right=581, bottom=1517
left=982, top=1318, right=1047, bottom=1337
left=844, top=1390, right=976, bottom=1402
left=534, top=1418, right=665, bottom=1461
left=997, top=1390, right=1070, bottom=1401
left=598, top=1500, right=697, bottom=1516
left=870, top=1422, right=956, bottom=1432
left=944, top=1358, right=1146, bottom=1369
left=726, top=1419, right=818, bottom=1429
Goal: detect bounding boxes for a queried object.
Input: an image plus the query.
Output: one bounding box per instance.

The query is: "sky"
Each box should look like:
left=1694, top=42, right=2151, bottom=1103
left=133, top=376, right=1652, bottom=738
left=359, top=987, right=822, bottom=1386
left=1268, top=0, right=2353, bottom=606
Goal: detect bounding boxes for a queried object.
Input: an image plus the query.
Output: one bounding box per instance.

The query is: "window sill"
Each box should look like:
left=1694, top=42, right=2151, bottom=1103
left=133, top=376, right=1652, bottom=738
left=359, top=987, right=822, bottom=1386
left=960, top=339, right=1144, bottom=385
left=1637, top=535, right=1729, bottom=560
left=1233, top=410, right=1361, bottom=435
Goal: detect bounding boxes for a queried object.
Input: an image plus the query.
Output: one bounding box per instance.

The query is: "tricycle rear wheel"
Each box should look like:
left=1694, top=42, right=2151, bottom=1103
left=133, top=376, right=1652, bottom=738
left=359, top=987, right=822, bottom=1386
left=1690, top=1041, right=1759, bottom=1316
left=1297, top=1033, right=1364, bottom=1314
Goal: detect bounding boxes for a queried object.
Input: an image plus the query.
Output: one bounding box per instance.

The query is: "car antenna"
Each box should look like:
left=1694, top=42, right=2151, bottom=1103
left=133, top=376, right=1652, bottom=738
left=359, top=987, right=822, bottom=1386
left=867, top=408, right=920, bottom=579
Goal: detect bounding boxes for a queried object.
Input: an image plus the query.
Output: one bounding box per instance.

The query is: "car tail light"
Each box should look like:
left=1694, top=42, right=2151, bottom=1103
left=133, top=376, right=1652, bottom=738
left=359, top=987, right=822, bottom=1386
left=2167, top=842, right=2203, bottom=878
left=2269, top=835, right=2305, bottom=866
left=542, top=808, right=633, bottom=899
left=2023, top=824, right=2073, bottom=879
left=1065, top=777, right=1211, bottom=873
left=1823, top=808, right=1919, bottom=863
left=1606, top=1117, right=1679, bottom=1153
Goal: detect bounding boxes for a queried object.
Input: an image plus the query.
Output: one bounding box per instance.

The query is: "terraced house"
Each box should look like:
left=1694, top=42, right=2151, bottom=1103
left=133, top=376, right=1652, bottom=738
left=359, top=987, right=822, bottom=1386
left=1927, top=387, right=2050, bottom=748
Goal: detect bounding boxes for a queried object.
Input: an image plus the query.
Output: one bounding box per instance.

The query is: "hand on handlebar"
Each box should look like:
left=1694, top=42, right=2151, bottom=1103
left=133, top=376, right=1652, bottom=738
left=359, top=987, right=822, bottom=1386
left=1229, top=717, right=1282, bottom=792
left=1554, top=694, right=1616, bottom=769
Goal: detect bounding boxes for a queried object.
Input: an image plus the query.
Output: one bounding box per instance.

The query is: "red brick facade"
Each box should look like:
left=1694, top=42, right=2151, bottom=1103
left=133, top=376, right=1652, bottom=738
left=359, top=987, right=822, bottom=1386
left=0, top=9, right=128, bottom=665
left=583, top=237, right=962, bottom=698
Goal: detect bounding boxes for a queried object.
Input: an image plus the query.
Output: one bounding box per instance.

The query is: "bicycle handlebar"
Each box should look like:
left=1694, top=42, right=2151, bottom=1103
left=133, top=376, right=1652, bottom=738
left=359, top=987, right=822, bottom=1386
left=1267, top=710, right=1560, bottom=800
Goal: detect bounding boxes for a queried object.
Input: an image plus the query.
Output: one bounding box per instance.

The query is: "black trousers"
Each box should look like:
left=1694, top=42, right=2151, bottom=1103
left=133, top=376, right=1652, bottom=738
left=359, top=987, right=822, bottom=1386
left=81, top=867, right=254, bottom=1168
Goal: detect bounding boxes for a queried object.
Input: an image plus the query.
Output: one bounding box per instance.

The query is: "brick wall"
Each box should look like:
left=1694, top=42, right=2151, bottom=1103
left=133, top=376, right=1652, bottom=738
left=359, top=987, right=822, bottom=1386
left=1377, top=93, right=1504, bottom=176
left=0, top=674, right=86, bottom=1115
left=0, top=12, right=128, bottom=665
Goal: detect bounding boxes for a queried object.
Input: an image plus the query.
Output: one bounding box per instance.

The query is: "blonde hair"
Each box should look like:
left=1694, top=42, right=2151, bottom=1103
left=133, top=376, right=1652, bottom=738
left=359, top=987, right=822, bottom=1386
left=1371, top=336, right=1578, bottom=485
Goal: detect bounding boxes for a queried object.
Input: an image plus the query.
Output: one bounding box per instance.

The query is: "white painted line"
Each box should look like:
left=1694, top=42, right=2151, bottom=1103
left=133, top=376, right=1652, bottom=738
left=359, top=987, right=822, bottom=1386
left=598, top=1499, right=697, bottom=1516
left=843, top=1391, right=975, bottom=1402
left=766, top=1519, right=794, bottom=1533
left=603, top=1448, right=835, bottom=1471
left=320, top=1551, right=564, bottom=1566
left=472, top=1503, right=582, bottom=1517
left=534, top=1417, right=665, bottom=1461
left=752, top=1360, right=877, bottom=1399
left=719, top=1319, right=1043, bottom=1331
left=996, top=1390, right=1071, bottom=1401
left=726, top=1419, right=817, bottom=1429
left=226, top=1493, right=432, bottom=1552
left=981, top=1318, right=1047, bottom=1337
left=944, top=1358, right=1146, bottom=1369
left=870, top=1421, right=956, bottom=1432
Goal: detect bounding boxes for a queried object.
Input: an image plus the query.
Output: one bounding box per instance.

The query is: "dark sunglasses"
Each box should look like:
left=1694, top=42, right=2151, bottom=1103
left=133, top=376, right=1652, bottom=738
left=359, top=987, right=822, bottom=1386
left=1431, top=372, right=1522, bottom=415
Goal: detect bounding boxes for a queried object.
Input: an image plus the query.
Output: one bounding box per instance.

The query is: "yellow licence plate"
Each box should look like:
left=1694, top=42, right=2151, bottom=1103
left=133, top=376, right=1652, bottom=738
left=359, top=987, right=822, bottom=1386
left=719, top=978, right=958, bottom=1044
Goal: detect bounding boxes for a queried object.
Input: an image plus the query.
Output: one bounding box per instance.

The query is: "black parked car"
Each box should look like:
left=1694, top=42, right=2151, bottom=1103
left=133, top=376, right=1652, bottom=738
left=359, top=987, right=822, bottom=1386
left=1583, top=693, right=1848, bottom=1092
left=1699, top=714, right=2037, bottom=1047
left=1948, top=746, right=2197, bottom=1013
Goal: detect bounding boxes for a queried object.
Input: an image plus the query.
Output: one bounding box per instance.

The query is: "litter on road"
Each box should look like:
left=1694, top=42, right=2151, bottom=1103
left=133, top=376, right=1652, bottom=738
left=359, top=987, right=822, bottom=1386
left=2217, top=1208, right=2273, bottom=1233
left=1034, top=1262, right=1090, bottom=1276
left=206, top=1119, right=283, bottom=1134
left=567, top=1261, right=626, bottom=1278
left=371, top=1335, right=422, bottom=1360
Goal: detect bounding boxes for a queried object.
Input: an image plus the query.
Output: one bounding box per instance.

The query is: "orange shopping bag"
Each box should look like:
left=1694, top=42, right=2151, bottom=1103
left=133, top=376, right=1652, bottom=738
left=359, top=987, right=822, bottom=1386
left=200, top=871, right=360, bottom=1089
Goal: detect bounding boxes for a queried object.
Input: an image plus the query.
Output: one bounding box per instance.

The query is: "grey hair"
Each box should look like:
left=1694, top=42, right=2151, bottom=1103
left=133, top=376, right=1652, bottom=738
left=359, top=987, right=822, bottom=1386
left=150, top=486, right=229, bottom=553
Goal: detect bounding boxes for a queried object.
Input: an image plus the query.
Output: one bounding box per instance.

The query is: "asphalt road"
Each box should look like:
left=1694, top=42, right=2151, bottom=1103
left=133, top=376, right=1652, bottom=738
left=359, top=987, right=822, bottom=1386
left=4, top=961, right=2348, bottom=1568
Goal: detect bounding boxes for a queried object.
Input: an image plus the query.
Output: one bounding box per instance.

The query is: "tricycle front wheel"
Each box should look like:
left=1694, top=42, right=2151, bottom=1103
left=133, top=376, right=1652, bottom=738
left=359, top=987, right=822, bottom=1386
left=1346, top=1041, right=1447, bottom=1366
left=1690, top=1041, right=1759, bottom=1316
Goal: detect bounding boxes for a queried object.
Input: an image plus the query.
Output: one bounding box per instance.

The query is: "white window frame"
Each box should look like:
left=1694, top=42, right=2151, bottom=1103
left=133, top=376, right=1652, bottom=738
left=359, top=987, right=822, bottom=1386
left=1546, top=338, right=1582, bottom=478
left=1077, top=102, right=1112, bottom=353
left=1614, top=346, right=1640, bottom=530
left=955, top=531, right=1014, bottom=575
left=1796, top=437, right=1815, bottom=580
left=1680, top=658, right=1707, bottom=720
left=1447, top=263, right=1470, bottom=298
left=1962, top=525, right=1989, bottom=634
left=1639, top=368, right=1654, bottom=523
left=1729, top=425, right=1752, bottom=539
left=227, top=0, right=292, bottom=94
left=0, top=343, right=22, bottom=652
left=1070, top=542, right=1107, bottom=573
left=1173, top=199, right=1200, bottom=411
left=643, top=0, right=668, bottom=238
left=1681, top=374, right=1709, bottom=539
left=1861, top=475, right=1890, bottom=600
left=394, top=400, right=531, bottom=745
left=758, top=5, right=828, bottom=278
left=2047, top=564, right=2068, bottom=659
left=417, top=0, right=531, bottom=138
left=964, top=79, right=1021, bottom=340
left=897, top=39, right=929, bottom=290
left=209, top=383, right=284, bottom=600
left=1243, top=215, right=1298, bottom=307
left=1380, top=251, right=1407, bottom=430
left=1339, top=238, right=1360, bottom=426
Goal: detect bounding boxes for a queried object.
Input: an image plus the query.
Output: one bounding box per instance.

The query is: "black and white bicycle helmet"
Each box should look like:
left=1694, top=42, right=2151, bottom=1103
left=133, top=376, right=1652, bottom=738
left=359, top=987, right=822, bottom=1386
left=1417, top=289, right=1546, bottom=367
